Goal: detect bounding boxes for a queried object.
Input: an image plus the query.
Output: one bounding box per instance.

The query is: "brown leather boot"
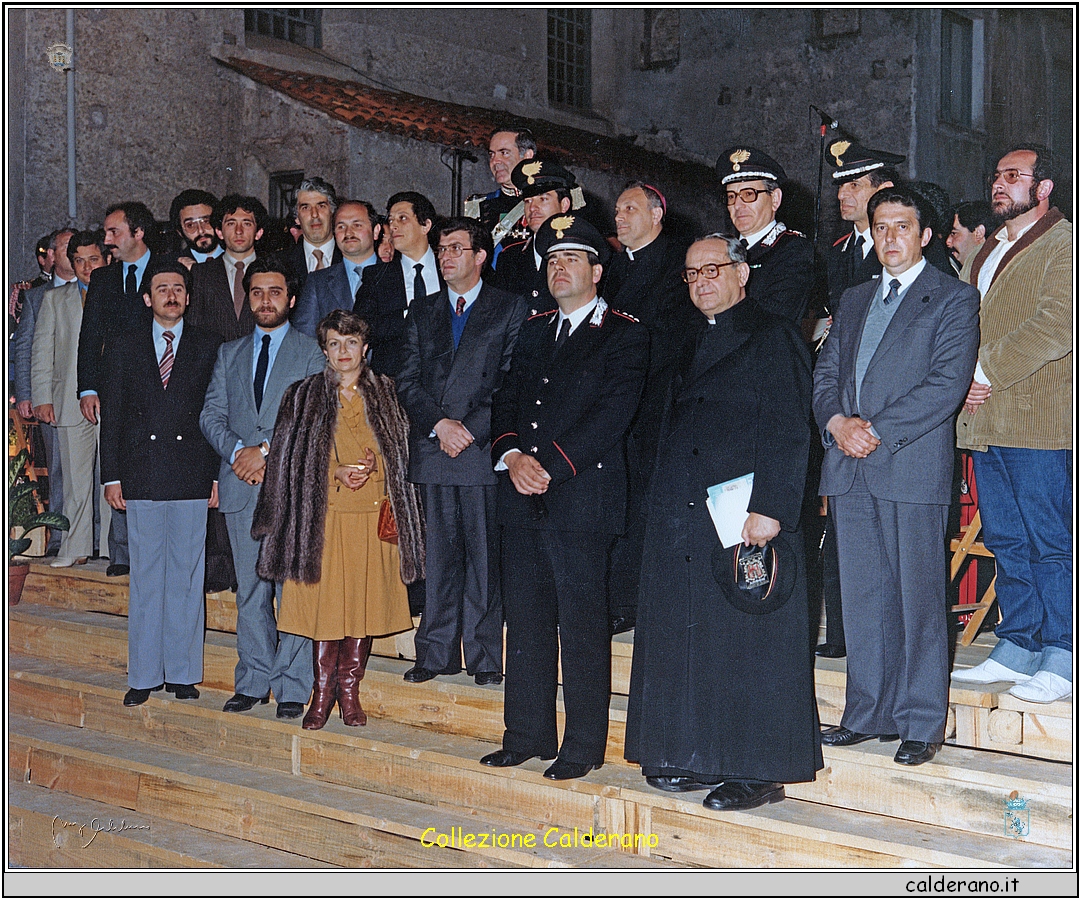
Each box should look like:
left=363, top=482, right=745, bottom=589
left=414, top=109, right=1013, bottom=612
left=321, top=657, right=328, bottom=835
left=337, top=636, right=373, bottom=726
left=302, top=640, right=340, bottom=730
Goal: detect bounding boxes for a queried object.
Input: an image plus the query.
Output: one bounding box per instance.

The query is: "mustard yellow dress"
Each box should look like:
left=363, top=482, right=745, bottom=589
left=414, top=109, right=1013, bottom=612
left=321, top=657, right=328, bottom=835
left=278, top=389, right=412, bottom=640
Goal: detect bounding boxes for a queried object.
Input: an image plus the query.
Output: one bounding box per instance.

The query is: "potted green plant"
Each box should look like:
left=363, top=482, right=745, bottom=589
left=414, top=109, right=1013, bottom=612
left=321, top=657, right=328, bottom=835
left=9, top=447, right=69, bottom=605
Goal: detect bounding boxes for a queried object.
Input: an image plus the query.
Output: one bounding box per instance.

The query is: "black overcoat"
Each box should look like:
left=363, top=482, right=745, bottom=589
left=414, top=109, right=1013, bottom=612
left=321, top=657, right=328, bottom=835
left=624, top=297, right=823, bottom=784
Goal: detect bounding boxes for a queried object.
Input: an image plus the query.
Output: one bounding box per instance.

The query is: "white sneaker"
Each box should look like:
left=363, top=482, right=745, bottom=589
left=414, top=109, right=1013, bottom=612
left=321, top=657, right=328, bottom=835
left=952, top=658, right=1032, bottom=684
left=49, top=556, right=88, bottom=568
left=1008, top=671, right=1072, bottom=704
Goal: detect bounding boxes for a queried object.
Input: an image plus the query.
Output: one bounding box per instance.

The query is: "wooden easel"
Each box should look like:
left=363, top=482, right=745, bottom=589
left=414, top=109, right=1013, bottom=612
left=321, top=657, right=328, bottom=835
left=949, top=510, right=997, bottom=647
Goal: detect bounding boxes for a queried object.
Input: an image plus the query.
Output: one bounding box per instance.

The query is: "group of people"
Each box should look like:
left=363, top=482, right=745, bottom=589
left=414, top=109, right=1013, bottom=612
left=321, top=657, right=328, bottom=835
left=11, top=121, right=1071, bottom=814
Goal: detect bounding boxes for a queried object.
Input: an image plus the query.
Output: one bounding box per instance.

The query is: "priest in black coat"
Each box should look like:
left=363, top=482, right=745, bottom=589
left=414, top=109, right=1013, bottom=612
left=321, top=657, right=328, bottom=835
left=624, top=233, right=822, bottom=812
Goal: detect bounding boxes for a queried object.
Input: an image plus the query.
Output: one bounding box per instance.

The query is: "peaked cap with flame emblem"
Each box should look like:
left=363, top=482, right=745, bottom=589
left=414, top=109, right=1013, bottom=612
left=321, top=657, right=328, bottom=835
left=510, top=158, right=585, bottom=208
left=716, top=146, right=787, bottom=185
left=828, top=137, right=905, bottom=183
left=534, top=212, right=609, bottom=265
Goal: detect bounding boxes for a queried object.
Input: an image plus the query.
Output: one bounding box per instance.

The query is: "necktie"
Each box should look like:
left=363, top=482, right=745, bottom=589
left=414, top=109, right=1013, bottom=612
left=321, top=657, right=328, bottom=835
left=125, top=264, right=137, bottom=296
left=79, top=285, right=87, bottom=306
left=233, top=259, right=246, bottom=319
left=884, top=278, right=901, bottom=306
left=554, top=317, right=571, bottom=350
left=353, top=274, right=365, bottom=311
left=254, top=333, right=271, bottom=412
left=739, top=237, right=749, bottom=251
left=850, top=234, right=865, bottom=280
left=313, top=248, right=325, bottom=271
left=159, top=331, right=175, bottom=387
left=455, top=296, right=466, bottom=317
left=412, top=263, right=425, bottom=305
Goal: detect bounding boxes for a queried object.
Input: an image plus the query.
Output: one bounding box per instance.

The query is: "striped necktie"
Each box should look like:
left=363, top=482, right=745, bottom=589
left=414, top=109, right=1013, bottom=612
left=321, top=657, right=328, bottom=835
left=159, top=331, right=175, bottom=387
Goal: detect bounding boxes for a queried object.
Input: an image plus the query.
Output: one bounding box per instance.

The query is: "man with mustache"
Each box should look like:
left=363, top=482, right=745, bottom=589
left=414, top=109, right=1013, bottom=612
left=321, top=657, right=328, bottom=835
left=953, top=145, right=1073, bottom=704
left=201, top=257, right=325, bottom=719
left=99, top=261, right=222, bottom=707
left=78, top=201, right=164, bottom=577
left=170, top=189, right=222, bottom=269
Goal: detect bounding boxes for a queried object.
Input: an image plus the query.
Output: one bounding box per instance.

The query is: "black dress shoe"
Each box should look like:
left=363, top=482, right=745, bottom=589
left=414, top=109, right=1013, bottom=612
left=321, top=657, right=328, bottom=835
left=646, top=775, right=722, bottom=793
left=703, top=781, right=785, bottom=811
left=820, top=725, right=900, bottom=746
left=222, top=692, right=270, bottom=713
left=106, top=564, right=130, bottom=577
left=815, top=642, right=847, bottom=658
left=165, top=683, right=199, bottom=700
left=543, top=758, right=601, bottom=780
left=473, top=671, right=503, bottom=686
left=609, top=615, right=636, bottom=636
left=403, top=666, right=438, bottom=683
left=480, top=748, right=537, bottom=768
left=123, top=684, right=164, bottom=707
left=894, top=740, right=939, bottom=766
left=276, top=701, right=305, bottom=719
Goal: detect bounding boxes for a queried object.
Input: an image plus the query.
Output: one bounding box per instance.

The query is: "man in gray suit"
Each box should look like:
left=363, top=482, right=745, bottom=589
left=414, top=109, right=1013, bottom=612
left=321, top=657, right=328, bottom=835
left=396, top=218, right=525, bottom=685
left=200, top=256, right=325, bottom=718
left=813, top=185, right=979, bottom=766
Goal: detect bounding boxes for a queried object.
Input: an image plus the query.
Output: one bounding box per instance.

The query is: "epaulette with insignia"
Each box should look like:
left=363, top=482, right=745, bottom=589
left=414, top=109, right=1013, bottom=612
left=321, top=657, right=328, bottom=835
left=463, top=194, right=484, bottom=219
left=610, top=309, right=640, bottom=323
left=781, top=228, right=807, bottom=239
left=832, top=233, right=850, bottom=248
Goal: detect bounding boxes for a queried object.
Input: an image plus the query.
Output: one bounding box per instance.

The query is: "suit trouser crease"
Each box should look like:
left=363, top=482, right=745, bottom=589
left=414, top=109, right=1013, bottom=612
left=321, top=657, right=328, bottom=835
left=972, top=447, right=1072, bottom=677
left=127, top=500, right=206, bottom=688
left=501, top=526, right=610, bottom=764
left=55, top=419, right=111, bottom=558
left=833, top=466, right=949, bottom=743
left=414, top=483, right=503, bottom=674
left=224, top=502, right=313, bottom=703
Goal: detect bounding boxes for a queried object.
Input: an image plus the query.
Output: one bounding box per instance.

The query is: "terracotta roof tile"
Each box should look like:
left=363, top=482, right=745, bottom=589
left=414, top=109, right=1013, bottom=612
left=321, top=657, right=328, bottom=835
left=220, top=58, right=714, bottom=188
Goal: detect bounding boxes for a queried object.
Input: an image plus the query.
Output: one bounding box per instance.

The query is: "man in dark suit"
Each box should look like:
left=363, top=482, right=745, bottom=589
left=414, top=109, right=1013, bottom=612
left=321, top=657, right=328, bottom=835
left=200, top=257, right=325, bottom=719
left=293, top=200, right=381, bottom=338
left=170, top=189, right=222, bottom=268
left=813, top=185, right=979, bottom=766
left=283, top=177, right=342, bottom=296
left=603, top=181, right=698, bottom=633
left=488, top=159, right=584, bottom=312
left=99, top=261, right=222, bottom=707
left=716, top=146, right=815, bottom=323
left=479, top=214, right=648, bottom=781
left=187, top=195, right=267, bottom=343
left=78, top=201, right=163, bottom=576
left=353, top=191, right=441, bottom=380
left=396, top=217, right=526, bottom=686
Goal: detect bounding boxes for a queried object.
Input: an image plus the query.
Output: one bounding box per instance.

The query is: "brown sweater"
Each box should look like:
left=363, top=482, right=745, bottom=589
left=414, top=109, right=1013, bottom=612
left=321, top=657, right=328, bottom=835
left=956, top=209, right=1073, bottom=452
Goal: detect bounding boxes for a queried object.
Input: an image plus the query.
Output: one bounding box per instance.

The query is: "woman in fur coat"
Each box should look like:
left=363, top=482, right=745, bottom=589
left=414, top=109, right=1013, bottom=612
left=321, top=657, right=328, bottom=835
left=253, top=309, right=425, bottom=730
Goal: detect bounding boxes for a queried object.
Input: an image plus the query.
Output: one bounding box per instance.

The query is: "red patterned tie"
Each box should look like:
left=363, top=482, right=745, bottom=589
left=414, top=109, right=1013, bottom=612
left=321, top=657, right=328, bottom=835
left=455, top=296, right=466, bottom=316
left=159, top=331, right=175, bottom=388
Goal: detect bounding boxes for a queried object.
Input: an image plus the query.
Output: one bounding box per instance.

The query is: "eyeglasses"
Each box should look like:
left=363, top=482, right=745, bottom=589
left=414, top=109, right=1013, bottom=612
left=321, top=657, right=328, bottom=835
left=436, top=244, right=475, bottom=258
left=681, top=261, right=741, bottom=283
left=987, top=169, right=1036, bottom=187
left=181, top=216, right=212, bottom=227
left=725, top=187, right=771, bottom=205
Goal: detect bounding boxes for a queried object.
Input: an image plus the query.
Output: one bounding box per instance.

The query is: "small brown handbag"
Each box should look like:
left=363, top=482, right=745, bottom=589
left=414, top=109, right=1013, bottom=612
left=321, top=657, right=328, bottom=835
left=378, top=497, right=398, bottom=544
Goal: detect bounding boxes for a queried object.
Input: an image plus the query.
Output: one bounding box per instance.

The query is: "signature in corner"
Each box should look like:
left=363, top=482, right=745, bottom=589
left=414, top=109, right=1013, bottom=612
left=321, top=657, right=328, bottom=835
left=51, top=815, right=151, bottom=849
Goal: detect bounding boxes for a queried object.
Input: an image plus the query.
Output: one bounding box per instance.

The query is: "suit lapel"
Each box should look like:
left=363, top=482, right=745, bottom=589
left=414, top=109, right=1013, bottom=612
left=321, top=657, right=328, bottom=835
left=841, top=280, right=877, bottom=394
left=444, top=286, right=495, bottom=393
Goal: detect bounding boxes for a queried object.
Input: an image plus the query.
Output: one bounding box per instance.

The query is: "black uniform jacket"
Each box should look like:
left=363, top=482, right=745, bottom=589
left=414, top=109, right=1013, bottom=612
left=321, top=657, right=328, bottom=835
left=100, top=321, right=222, bottom=501
left=744, top=226, right=815, bottom=323
left=488, top=236, right=553, bottom=313
left=489, top=300, right=648, bottom=534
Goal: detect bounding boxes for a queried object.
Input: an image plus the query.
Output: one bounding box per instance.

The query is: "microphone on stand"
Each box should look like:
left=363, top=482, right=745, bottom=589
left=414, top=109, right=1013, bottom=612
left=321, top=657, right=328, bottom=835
left=810, top=104, right=838, bottom=131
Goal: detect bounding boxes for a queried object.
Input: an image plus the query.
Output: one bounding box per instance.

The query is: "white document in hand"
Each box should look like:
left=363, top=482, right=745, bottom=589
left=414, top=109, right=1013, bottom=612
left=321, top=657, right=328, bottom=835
left=706, top=472, right=754, bottom=548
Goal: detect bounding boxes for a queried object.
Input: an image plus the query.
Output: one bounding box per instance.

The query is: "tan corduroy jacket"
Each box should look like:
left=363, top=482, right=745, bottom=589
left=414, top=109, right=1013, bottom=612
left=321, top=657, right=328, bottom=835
left=956, top=208, right=1073, bottom=452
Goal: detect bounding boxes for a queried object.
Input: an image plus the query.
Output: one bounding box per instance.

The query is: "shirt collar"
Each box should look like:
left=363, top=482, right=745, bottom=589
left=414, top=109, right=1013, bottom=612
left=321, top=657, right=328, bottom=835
left=304, top=238, right=337, bottom=269
left=856, top=227, right=873, bottom=256
left=742, top=220, right=778, bottom=250
left=625, top=233, right=659, bottom=261
left=881, top=257, right=926, bottom=296
left=191, top=246, right=224, bottom=263
left=255, top=320, right=290, bottom=346
left=557, top=297, right=599, bottom=336
left=449, top=279, right=483, bottom=311
left=399, top=246, right=437, bottom=276
left=126, top=248, right=151, bottom=282
left=153, top=317, right=183, bottom=341
left=995, top=219, right=1037, bottom=245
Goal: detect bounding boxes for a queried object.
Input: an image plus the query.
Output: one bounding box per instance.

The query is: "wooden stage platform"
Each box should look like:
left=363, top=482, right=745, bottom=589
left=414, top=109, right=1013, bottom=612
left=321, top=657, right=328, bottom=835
left=8, top=562, right=1074, bottom=868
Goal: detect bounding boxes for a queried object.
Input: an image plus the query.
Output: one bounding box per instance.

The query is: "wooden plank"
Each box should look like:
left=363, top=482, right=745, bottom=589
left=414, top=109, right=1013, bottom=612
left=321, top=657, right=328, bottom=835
left=1021, top=712, right=1074, bottom=762
left=8, top=671, right=86, bottom=728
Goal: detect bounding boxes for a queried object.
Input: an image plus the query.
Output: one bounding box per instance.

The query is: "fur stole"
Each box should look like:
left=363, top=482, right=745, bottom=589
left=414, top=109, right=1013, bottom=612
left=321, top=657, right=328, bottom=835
left=252, top=366, right=425, bottom=585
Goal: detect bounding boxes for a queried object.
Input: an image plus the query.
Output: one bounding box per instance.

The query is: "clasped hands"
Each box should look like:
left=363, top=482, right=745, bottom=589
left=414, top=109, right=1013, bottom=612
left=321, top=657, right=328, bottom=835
left=827, top=414, right=881, bottom=459
left=334, top=447, right=377, bottom=491
left=434, top=418, right=473, bottom=458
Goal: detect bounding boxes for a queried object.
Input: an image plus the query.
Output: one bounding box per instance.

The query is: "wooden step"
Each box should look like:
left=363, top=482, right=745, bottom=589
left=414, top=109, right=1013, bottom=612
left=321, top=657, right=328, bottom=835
left=9, top=713, right=687, bottom=868
left=8, top=779, right=333, bottom=868
left=9, top=659, right=1072, bottom=865
left=11, top=601, right=1071, bottom=770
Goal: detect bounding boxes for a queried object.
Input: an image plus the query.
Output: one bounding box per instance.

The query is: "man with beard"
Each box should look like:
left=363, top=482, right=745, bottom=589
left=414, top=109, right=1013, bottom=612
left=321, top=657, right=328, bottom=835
left=464, top=127, right=536, bottom=255
left=626, top=233, right=821, bottom=810
left=953, top=145, right=1073, bottom=704
left=294, top=200, right=381, bottom=338
left=604, top=182, right=697, bottom=634
left=170, top=189, right=223, bottom=269
left=187, top=195, right=267, bottom=343
left=488, top=159, right=585, bottom=311
left=284, top=177, right=342, bottom=295
left=100, top=261, right=222, bottom=706
left=201, top=257, right=325, bottom=719
left=716, top=146, right=814, bottom=322
left=78, top=201, right=163, bottom=577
